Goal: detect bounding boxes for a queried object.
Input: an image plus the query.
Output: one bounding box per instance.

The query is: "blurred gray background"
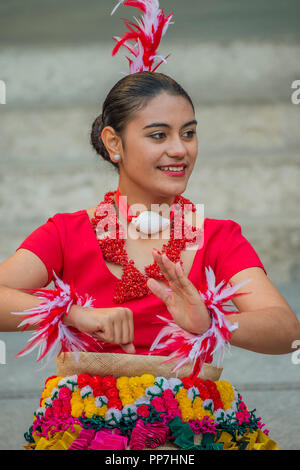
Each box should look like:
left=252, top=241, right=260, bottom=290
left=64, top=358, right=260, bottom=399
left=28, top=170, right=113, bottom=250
left=0, top=0, right=300, bottom=450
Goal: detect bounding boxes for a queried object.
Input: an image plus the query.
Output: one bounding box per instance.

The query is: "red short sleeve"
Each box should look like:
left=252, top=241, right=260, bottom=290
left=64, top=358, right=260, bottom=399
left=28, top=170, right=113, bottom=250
left=214, top=220, right=267, bottom=283
left=16, top=214, right=64, bottom=285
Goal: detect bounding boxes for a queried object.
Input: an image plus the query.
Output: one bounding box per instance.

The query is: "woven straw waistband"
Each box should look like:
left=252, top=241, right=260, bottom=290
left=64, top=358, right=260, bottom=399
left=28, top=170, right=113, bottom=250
left=56, top=352, right=222, bottom=381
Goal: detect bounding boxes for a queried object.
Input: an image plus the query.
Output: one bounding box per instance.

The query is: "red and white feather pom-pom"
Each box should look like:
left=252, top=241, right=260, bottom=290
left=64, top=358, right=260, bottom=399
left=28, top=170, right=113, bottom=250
left=12, top=271, right=102, bottom=366
left=111, top=0, right=174, bottom=73
left=150, top=266, right=252, bottom=381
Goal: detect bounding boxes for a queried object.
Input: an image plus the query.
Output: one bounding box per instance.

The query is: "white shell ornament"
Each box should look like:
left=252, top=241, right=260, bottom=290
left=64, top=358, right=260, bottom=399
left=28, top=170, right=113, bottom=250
left=131, top=211, right=170, bottom=235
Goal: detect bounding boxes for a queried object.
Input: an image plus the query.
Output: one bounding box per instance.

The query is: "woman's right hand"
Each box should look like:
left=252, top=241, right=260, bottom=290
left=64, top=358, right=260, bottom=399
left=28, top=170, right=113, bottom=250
left=64, top=305, right=135, bottom=354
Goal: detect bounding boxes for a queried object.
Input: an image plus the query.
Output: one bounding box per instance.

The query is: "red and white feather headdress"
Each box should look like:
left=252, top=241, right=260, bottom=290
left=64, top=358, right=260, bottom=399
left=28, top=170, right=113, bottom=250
left=111, top=0, right=174, bottom=74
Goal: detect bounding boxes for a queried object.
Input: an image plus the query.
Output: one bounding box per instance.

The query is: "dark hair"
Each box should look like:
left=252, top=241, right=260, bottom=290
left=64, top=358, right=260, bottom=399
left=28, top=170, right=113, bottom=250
left=90, top=71, right=195, bottom=172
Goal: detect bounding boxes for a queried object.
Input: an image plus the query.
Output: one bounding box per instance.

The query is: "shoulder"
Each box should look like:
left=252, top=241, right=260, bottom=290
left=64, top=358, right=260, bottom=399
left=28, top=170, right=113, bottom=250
left=49, top=207, right=97, bottom=224
left=184, top=212, right=240, bottom=244
left=203, top=218, right=241, bottom=237
left=41, top=208, right=96, bottom=239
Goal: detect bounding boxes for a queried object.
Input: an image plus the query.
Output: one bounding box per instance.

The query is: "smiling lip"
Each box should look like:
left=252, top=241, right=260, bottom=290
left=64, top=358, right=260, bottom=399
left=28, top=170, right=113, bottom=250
left=157, top=165, right=186, bottom=177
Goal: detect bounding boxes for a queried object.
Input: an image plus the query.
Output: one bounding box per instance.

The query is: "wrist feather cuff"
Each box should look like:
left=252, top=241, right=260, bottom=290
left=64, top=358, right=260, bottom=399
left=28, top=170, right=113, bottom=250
left=149, top=266, right=251, bottom=381
left=12, top=271, right=102, bottom=366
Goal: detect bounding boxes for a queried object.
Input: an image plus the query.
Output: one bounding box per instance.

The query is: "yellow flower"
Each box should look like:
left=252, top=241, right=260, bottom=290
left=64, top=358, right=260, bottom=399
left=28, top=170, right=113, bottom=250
left=94, top=405, right=108, bottom=418
left=117, top=377, right=129, bottom=389
left=192, top=408, right=205, bottom=420
left=118, top=388, right=133, bottom=399
left=181, top=408, right=194, bottom=422
left=223, top=401, right=233, bottom=411
left=41, top=377, right=63, bottom=399
left=121, top=398, right=135, bottom=407
left=71, top=402, right=84, bottom=418
left=84, top=397, right=98, bottom=418
left=192, top=397, right=203, bottom=409
left=70, top=389, right=82, bottom=402
left=132, top=386, right=145, bottom=400
left=175, top=389, right=188, bottom=401
left=71, top=389, right=84, bottom=417
left=215, top=380, right=234, bottom=409
left=178, top=397, right=192, bottom=409
left=140, top=374, right=155, bottom=388
left=128, top=376, right=142, bottom=388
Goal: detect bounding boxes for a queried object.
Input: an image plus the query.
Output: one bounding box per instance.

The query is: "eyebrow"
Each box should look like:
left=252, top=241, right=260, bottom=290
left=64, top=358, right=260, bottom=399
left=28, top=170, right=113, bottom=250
left=143, top=119, right=198, bottom=130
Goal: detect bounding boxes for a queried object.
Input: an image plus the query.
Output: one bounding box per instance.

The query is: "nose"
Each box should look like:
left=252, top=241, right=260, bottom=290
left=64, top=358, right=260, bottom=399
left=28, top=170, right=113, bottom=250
left=166, top=135, right=186, bottom=158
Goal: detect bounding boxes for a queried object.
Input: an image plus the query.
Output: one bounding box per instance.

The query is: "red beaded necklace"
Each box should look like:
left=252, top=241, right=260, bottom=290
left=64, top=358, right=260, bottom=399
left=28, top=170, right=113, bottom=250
left=91, top=190, right=202, bottom=303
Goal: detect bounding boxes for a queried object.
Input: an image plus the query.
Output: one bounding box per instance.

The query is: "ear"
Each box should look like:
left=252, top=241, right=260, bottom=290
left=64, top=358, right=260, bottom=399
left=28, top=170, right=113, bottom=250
left=101, top=126, right=123, bottom=159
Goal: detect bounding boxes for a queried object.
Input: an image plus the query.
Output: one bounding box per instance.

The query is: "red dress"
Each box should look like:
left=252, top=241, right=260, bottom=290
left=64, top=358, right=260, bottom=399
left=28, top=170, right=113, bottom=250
left=16, top=210, right=266, bottom=358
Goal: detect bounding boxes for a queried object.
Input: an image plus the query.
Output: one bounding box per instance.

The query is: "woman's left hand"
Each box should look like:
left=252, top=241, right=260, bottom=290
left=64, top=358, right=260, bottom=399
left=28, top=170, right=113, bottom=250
left=147, top=249, right=211, bottom=334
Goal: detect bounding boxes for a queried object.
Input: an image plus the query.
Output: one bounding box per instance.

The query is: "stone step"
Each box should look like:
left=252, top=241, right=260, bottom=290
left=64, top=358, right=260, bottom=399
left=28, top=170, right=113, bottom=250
left=1, top=104, right=300, bottom=162
left=1, top=150, right=299, bottom=219
left=1, top=41, right=300, bottom=107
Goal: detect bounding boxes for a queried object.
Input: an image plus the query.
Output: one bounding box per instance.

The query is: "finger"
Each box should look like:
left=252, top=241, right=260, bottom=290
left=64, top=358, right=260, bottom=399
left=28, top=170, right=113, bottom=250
left=112, top=318, right=123, bottom=345
left=93, top=320, right=114, bottom=344
left=126, top=309, right=134, bottom=344
left=120, top=317, right=131, bottom=345
left=92, top=331, right=108, bottom=343
left=174, top=260, right=206, bottom=302
left=152, top=249, right=181, bottom=288
left=147, top=278, right=172, bottom=305
left=120, top=342, right=136, bottom=354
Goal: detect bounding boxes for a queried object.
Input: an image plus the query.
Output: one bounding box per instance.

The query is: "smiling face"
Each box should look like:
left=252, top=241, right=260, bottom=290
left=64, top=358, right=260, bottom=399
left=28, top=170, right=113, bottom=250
left=102, top=91, right=198, bottom=207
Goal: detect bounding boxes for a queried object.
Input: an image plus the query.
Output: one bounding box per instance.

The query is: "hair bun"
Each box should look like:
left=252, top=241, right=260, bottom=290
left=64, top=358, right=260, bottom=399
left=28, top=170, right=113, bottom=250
left=90, top=114, right=114, bottom=167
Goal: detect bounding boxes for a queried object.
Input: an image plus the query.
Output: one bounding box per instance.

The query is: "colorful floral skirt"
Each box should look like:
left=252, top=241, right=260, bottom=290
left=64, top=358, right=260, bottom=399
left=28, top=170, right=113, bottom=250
left=23, top=353, right=278, bottom=451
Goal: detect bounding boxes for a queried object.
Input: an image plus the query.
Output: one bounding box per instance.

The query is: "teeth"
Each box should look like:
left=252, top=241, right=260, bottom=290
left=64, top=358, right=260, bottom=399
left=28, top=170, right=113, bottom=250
left=159, top=166, right=185, bottom=172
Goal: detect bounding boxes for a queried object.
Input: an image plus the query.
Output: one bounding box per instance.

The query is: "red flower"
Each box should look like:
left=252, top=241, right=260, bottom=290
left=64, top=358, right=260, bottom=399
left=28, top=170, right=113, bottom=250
left=45, top=375, right=57, bottom=386
left=108, top=399, right=123, bottom=410
left=181, top=377, right=194, bottom=389
left=90, top=375, right=103, bottom=388
left=77, top=374, right=91, bottom=389
left=194, top=378, right=205, bottom=389
left=137, top=405, right=150, bottom=418
left=45, top=407, right=53, bottom=419
left=106, top=388, right=119, bottom=399
left=214, top=400, right=223, bottom=410
left=92, top=386, right=104, bottom=397
left=102, top=376, right=117, bottom=390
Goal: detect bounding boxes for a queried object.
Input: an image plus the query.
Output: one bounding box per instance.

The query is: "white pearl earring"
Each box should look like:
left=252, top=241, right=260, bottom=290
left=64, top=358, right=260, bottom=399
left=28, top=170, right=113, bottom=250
left=114, top=154, right=121, bottom=162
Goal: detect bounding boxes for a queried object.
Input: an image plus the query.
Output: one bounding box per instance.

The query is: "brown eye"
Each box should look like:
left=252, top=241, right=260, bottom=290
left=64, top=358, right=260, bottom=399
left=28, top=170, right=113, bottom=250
left=149, top=132, right=165, bottom=140
left=183, top=130, right=196, bottom=138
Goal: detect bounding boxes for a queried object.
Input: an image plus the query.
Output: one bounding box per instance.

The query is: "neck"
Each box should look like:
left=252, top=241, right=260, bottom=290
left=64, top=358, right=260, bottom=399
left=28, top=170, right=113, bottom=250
left=116, top=183, right=177, bottom=215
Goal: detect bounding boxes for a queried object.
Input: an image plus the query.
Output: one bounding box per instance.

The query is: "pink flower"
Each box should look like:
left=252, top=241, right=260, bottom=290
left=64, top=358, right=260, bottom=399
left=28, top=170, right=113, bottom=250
left=236, top=411, right=250, bottom=426
left=151, top=397, right=165, bottom=412
left=58, top=387, right=72, bottom=399
left=52, top=398, right=62, bottom=409
left=162, top=408, right=182, bottom=423
left=164, top=398, right=179, bottom=410
left=162, top=389, right=173, bottom=401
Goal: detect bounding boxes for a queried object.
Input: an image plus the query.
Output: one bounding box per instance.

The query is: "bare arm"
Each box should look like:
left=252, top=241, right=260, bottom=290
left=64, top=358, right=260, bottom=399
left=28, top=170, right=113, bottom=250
left=0, top=248, right=135, bottom=353
left=148, top=251, right=300, bottom=355
left=0, top=249, right=49, bottom=331
left=226, top=267, right=300, bottom=354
